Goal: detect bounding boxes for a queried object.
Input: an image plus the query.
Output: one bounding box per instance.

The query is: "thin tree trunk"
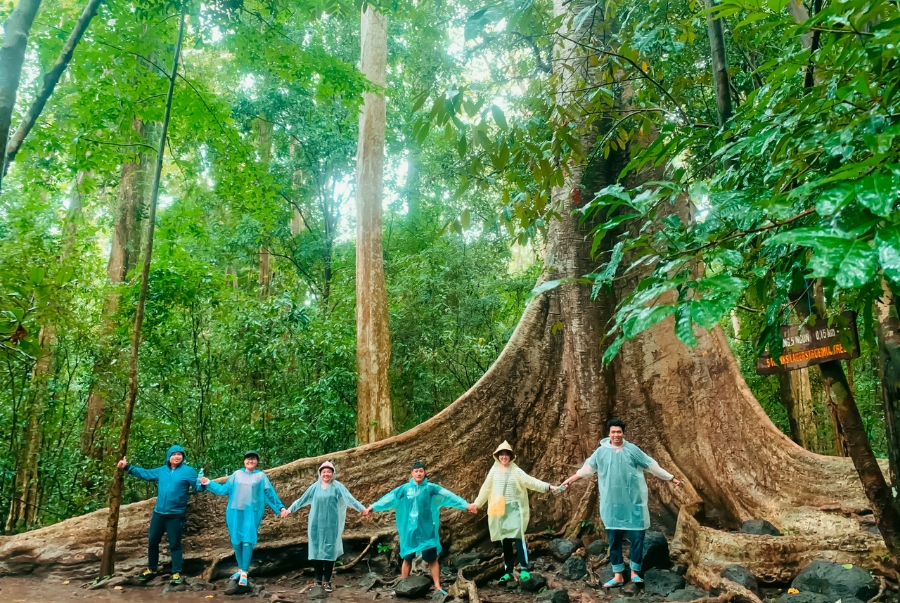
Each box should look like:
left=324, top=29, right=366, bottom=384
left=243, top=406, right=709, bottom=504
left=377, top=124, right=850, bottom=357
left=795, top=291, right=900, bottom=557
left=3, top=0, right=103, bottom=172
left=257, top=118, right=272, bottom=300
left=704, top=0, right=733, bottom=125
left=258, top=247, right=270, bottom=298
left=0, top=0, right=43, bottom=192
left=778, top=368, right=818, bottom=450
left=355, top=5, right=392, bottom=444
left=877, top=281, right=900, bottom=509
left=80, top=118, right=148, bottom=463
left=99, top=9, right=185, bottom=577
left=5, top=173, right=84, bottom=532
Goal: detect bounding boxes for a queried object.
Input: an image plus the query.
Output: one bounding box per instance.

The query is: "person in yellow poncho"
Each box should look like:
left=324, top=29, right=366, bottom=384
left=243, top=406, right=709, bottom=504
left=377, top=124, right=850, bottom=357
left=467, top=441, right=559, bottom=585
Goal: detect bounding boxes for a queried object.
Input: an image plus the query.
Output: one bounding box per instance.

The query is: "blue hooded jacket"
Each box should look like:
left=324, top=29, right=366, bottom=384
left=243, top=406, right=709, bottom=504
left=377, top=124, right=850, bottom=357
left=126, top=445, right=199, bottom=515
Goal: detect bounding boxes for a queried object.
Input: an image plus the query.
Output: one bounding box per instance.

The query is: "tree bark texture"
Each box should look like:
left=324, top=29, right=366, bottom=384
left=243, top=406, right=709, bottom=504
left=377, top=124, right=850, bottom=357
left=80, top=118, right=148, bottom=462
left=3, top=0, right=103, bottom=170
left=5, top=175, right=84, bottom=532
left=99, top=11, right=185, bottom=577
left=0, top=0, right=889, bottom=584
left=704, top=0, right=733, bottom=125
left=0, top=0, right=43, bottom=192
left=778, top=368, right=818, bottom=450
left=355, top=6, right=393, bottom=445
left=878, top=282, right=900, bottom=519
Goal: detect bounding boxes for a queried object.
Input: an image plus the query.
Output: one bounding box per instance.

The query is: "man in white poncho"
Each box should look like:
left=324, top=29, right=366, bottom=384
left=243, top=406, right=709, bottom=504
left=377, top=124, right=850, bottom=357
left=469, top=441, right=558, bottom=585
left=286, top=461, right=366, bottom=592
left=560, top=419, right=681, bottom=588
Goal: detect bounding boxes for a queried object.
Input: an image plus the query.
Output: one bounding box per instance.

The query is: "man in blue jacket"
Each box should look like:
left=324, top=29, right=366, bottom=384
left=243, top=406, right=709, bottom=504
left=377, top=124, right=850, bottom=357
left=117, top=445, right=198, bottom=585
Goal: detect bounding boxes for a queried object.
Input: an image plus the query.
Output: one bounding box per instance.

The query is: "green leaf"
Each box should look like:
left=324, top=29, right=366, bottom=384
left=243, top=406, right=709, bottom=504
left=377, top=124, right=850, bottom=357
left=460, top=209, right=471, bottom=229
left=622, top=305, right=676, bottom=339
left=808, top=239, right=877, bottom=288
left=842, top=564, right=853, bottom=570
left=55, top=266, right=75, bottom=284
left=877, top=227, right=900, bottom=284
left=527, top=279, right=565, bottom=303
left=856, top=173, right=900, bottom=218
left=675, top=305, right=697, bottom=346
left=602, top=335, right=625, bottom=364
left=491, top=105, right=508, bottom=130
left=30, top=267, right=45, bottom=285
left=816, top=184, right=854, bottom=216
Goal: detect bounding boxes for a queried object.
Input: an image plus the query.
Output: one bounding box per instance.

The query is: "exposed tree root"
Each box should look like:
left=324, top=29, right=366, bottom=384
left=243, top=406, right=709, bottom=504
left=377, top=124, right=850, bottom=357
left=449, top=568, right=481, bottom=603
left=869, top=576, right=887, bottom=603
left=337, top=535, right=379, bottom=573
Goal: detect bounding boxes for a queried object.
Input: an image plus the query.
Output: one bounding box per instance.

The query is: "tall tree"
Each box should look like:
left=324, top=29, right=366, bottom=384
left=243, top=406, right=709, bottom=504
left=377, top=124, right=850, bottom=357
left=5, top=173, right=84, bottom=532
left=355, top=6, right=392, bottom=444
left=777, top=369, right=818, bottom=450
left=80, top=118, right=148, bottom=463
left=99, top=6, right=186, bottom=577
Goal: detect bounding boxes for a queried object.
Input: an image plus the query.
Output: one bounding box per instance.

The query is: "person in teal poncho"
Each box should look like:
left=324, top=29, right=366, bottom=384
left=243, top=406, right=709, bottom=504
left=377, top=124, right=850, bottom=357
left=363, top=461, right=476, bottom=595
left=286, top=461, right=366, bottom=592
left=199, top=450, right=288, bottom=587
left=560, top=419, right=681, bottom=588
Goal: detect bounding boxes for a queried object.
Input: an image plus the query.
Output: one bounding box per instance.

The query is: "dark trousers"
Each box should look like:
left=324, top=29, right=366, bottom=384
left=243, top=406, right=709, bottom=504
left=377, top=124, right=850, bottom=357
left=313, top=560, right=335, bottom=583
left=608, top=529, right=644, bottom=574
left=501, top=538, right=528, bottom=573
left=148, top=512, right=185, bottom=573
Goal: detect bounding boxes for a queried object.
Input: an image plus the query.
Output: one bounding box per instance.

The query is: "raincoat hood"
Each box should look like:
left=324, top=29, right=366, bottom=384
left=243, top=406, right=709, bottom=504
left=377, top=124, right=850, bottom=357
left=600, top=437, right=627, bottom=448
left=493, top=440, right=515, bottom=462
left=318, top=461, right=336, bottom=475
left=167, top=444, right=187, bottom=466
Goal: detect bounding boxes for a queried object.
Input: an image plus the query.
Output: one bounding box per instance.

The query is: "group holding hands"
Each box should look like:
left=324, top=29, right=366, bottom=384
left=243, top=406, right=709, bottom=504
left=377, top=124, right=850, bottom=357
left=119, top=419, right=680, bottom=595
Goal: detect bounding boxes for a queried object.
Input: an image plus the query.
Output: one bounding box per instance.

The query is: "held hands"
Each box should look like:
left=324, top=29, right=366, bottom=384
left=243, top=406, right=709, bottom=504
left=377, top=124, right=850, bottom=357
left=279, top=508, right=290, bottom=518
left=467, top=503, right=478, bottom=514
left=199, top=477, right=210, bottom=486
left=116, top=457, right=127, bottom=469
left=672, top=478, right=682, bottom=487
left=362, top=507, right=373, bottom=519
left=549, top=485, right=560, bottom=494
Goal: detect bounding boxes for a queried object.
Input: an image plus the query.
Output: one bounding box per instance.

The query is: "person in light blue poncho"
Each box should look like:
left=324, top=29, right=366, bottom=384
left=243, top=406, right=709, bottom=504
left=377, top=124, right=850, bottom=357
left=199, top=450, right=288, bottom=587
left=363, top=461, right=475, bottom=595
left=560, top=419, right=681, bottom=588
left=286, top=461, right=365, bottom=592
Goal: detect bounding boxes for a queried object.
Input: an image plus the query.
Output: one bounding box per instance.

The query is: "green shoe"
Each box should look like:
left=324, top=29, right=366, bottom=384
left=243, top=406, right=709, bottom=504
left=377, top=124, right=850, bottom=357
left=137, top=568, right=157, bottom=583
left=499, top=573, right=513, bottom=585
left=520, top=570, right=531, bottom=582
left=170, top=573, right=182, bottom=585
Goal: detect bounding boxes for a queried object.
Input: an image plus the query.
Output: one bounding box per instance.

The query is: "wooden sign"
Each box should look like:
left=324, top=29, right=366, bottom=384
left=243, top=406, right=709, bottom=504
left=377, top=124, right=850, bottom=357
left=756, top=312, right=860, bottom=375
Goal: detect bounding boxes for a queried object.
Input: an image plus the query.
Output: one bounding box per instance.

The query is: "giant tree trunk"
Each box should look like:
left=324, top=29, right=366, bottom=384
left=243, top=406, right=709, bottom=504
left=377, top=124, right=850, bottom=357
left=778, top=369, right=818, bottom=450
left=355, top=6, right=393, bottom=445
left=0, top=1, right=889, bottom=586
left=5, top=174, right=84, bottom=532
left=80, top=118, right=148, bottom=463
left=0, top=0, right=43, bottom=193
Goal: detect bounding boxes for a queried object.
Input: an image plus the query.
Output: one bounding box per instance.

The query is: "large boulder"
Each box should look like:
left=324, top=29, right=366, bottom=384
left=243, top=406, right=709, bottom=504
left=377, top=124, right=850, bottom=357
left=645, top=569, right=686, bottom=597
left=358, top=572, right=382, bottom=590
left=586, top=539, right=608, bottom=557
left=550, top=539, right=578, bottom=561
left=642, top=530, right=672, bottom=569
left=448, top=552, right=481, bottom=570
left=791, top=560, right=879, bottom=602
left=559, top=556, right=587, bottom=581
left=667, top=586, right=709, bottom=601
left=395, top=575, right=433, bottom=599
left=536, top=588, right=571, bottom=603
left=740, top=520, right=781, bottom=536
left=721, top=565, right=759, bottom=595
left=520, top=572, right=548, bottom=593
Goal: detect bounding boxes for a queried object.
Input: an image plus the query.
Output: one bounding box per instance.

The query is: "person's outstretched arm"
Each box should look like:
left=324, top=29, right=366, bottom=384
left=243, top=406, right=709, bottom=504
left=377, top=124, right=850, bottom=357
left=470, top=468, right=494, bottom=512
left=200, top=473, right=234, bottom=496
left=117, top=457, right=159, bottom=482
left=561, top=454, right=597, bottom=488
left=431, top=484, right=469, bottom=511
left=287, top=484, right=316, bottom=514
left=515, top=466, right=559, bottom=493
left=262, top=475, right=289, bottom=517
left=364, top=486, right=400, bottom=517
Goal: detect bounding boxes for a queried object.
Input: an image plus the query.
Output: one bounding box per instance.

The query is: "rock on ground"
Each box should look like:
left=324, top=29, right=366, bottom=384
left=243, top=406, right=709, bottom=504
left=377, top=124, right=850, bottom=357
left=520, top=572, right=548, bottom=592
left=550, top=539, right=578, bottom=561
left=643, top=531, right=672, bottom=569
left=776, top=593, right=832, bottom=603
left=358, top=571, right=382, bottom=589
left=740, top=519, right=782, bottom=536
left=586, top=539, right=608, bottom=557
left=394, top=574, right=433, bottom=598
left=721, top=564, right=759, bottom=595
left=791, top=560, right=879, bottom=601
left=644, top=569, right=686, bottom=597
left=536, top=588, right=571, bottom=603
left=560, top=556, right=587, bottom=580
left=667, top=586, right=709, bottom=601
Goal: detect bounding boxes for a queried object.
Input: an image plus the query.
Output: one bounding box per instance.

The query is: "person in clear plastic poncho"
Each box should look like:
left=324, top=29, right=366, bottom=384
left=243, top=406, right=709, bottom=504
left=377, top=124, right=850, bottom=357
left=560, top=419, right=681, bottom=588
left=286, top=461, right=365, bottom=592
left=468, top=441, right=558, bottom=586
left=199, top=450, right=288, bottom=587
left=363, top=461, right=476, bottom=595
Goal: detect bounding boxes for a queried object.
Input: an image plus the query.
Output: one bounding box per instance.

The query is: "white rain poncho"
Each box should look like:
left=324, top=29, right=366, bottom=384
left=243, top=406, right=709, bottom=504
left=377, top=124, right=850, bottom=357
left=473, top=441, right=550, bottom=541
left=371, top=478, right=468, bottom=558
left=288, top=478, right=365, bottom=561
left=577, top=438, right=673, bottom=531
left=204, top=469, right=285, bottom=546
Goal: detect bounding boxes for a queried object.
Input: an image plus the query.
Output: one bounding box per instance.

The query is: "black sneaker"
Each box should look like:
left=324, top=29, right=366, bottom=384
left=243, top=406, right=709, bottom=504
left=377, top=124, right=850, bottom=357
left=137, top=568, right=157, bottom=583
